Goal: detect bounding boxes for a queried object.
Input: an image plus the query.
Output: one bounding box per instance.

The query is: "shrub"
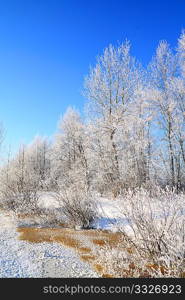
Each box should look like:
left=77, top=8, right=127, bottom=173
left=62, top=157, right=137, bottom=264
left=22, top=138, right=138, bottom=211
left=56, top=182, right=97, bottom=229
left=95, top=187, right=185, bottom=277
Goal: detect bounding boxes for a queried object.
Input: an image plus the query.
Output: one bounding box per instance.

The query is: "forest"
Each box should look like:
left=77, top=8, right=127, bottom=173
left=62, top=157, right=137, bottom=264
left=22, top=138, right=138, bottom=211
left=0, top=31, right=185, bottom=278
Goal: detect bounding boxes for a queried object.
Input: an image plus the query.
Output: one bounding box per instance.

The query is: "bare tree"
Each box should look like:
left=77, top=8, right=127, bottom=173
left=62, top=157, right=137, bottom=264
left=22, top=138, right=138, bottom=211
left=0, top=145, right=40, bottom=213
left=51, top=107, right=90, bottom=190
left=84, top=42, right=152, bottom=193
left=148, top=41, right=180, bottom=188
left=27, top=136, right=51, bottom=190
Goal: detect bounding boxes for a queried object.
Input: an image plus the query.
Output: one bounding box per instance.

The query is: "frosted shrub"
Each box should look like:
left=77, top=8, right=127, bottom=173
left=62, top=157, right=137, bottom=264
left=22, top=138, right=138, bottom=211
left=119, top=188, right=185, bottom=277
left=94, top=187, right=185, bottom=278
left=0, top=150, right=40, bottom=214
left=0, top=178, right=39, bottom=214
left=56, top=183, right=97, bottom=229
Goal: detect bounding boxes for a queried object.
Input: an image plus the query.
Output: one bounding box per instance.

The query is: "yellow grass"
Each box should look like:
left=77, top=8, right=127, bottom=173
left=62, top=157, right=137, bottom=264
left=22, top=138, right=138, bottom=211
left=102, top=273, right=114, bottom=278
left=78, top=247, right=92, bottom=253
left=92, top=239, right=106, bottom=246
left=17, top=226, right=182, bottom=278
left=80, top=255, right=96, bottom=262
left=17, top=226, right=126, bottom=277
left=93, top=263, right=104, bottom=273
left=17, top=227, right=81, bottom=248
left=17, top=226, right=138, bottom=277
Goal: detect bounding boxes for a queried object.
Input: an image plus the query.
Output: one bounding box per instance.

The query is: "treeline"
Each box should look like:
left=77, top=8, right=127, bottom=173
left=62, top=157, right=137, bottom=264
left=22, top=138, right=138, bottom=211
left=0, top=31, right=185, bottom=211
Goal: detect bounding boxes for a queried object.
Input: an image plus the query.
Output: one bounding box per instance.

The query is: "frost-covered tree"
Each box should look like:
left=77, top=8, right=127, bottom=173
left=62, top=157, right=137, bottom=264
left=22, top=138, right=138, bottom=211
left=27, top=136, right=51, bottom=190
left=84, top=42, right=152, bottom=193
left=1, top=31, right=185, bottom=219
left=175, top=31, right=185, bottom=185
left=0, top=145, right=38, bottom=212
left=0, top=136, right=51, bottom=212
left=51, top=107, right=89, bottom=189
left=148, top=36, right=185, bottom=189
left=178, top=30, right=185, bottom=77
left=50, top=108, right=96, bottom=228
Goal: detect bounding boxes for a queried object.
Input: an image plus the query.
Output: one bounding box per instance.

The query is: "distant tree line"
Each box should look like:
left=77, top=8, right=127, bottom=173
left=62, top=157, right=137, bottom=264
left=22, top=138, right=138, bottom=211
left=0, top=31, right=185, bottom=212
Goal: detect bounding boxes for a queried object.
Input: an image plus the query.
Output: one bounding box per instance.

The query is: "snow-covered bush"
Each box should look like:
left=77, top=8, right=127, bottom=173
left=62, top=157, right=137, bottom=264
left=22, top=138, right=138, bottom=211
left=0, top=146, right=40, bottom=214
left=0, top=172, right=39, bottom=214
left=56, top=182, right=97, bottom=229
left=118, top=188, right=185, bottom=277
left=94, top=188, right=185, bottom=277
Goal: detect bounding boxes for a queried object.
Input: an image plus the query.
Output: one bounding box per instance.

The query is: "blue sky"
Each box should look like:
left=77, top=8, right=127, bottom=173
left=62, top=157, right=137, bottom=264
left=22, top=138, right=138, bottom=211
left=0, top=0, right=185, bottom=154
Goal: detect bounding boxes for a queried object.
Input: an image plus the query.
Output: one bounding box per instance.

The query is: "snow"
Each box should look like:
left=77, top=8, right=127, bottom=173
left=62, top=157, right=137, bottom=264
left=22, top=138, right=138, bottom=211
left=93, top=195, right=185, bottom=237
left=96, top=197, right=124, bottom=219
left=0, top=196, right=128, bottom=278
left=1, top=192, right=184, bottom=278
left=0, top=211, right=99, bottom=278
left=38, top=192, right=60, bottom=209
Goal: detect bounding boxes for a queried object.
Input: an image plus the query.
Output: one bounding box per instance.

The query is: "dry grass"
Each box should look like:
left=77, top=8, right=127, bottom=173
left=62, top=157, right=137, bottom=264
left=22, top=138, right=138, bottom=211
left=145, top=263, right=167, bottom=275
left=92, top=239, right=106, bottom=246
left=78, top=247, right=92, bottom=253
left=17, top=227, right=54, bottom=243
left=92, top=232, right=123, bottom=249
left=17, top=226, right=127, bottom=277
left=18, top=227, right=81, bottom=248
left=102, top=273, right=114, bottom=278
left=93, top=263, right=104, bottom=273
left=103, top=232, right=123, bottom=247
left=80, top=255, right=96, bottom=262
left=55, top=235, right=80, bottom=248
left=18, top=226, right=176, bottom=278
left=126, top=247, right=134, bottom=254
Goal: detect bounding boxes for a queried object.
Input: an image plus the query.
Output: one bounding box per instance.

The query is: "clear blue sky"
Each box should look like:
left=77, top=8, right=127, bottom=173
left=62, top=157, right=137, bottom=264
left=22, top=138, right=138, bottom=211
left=0, top=0, right=185, bottom=154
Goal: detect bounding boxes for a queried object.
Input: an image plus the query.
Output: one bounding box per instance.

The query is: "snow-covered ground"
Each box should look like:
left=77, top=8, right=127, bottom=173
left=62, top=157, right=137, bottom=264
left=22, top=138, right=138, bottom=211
left=1, top=191, right=184, bottom=278
left=0, top=211, right=99, bottom=278
left=93, top=197, right=130, bottom=231
left=0, top=195, right=126, bottom=278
